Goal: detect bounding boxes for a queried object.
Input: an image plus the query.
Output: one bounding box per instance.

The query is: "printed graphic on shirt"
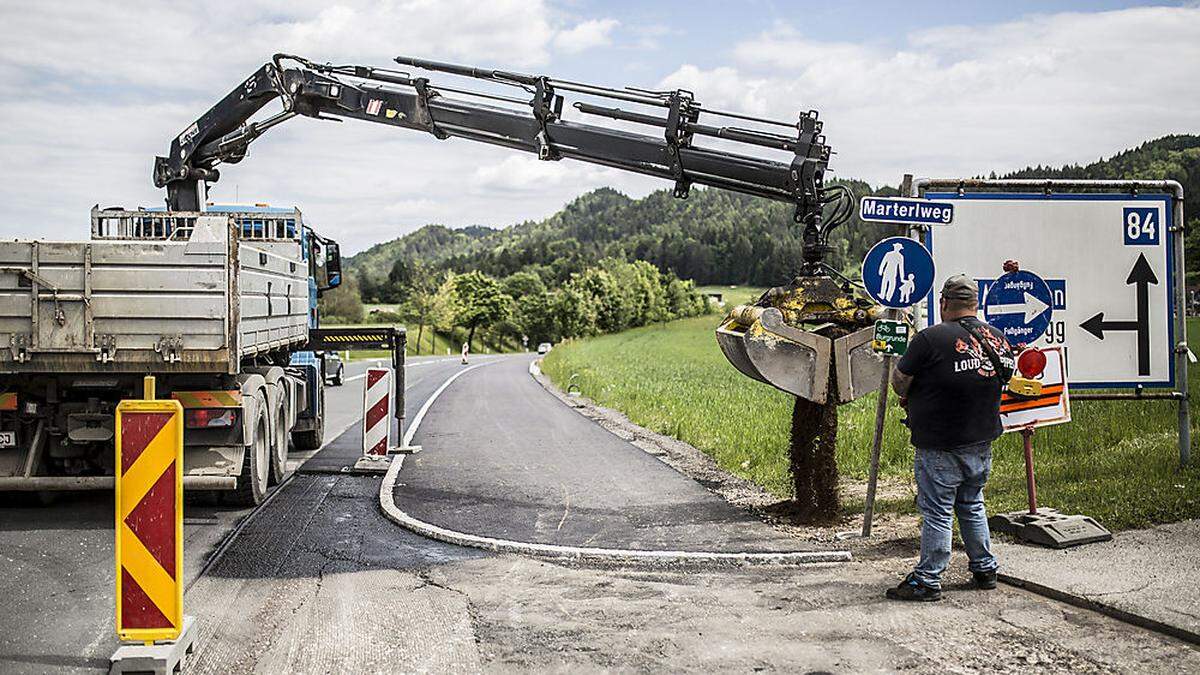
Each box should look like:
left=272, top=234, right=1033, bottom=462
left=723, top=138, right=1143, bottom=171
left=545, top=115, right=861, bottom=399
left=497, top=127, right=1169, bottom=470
left=953, top=328, right=1013, bottom=378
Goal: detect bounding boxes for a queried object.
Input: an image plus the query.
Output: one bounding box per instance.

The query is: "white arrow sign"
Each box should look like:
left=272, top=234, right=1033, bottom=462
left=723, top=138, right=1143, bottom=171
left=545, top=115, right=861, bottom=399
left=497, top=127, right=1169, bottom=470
left=987, top=292, right=1050, bottom=323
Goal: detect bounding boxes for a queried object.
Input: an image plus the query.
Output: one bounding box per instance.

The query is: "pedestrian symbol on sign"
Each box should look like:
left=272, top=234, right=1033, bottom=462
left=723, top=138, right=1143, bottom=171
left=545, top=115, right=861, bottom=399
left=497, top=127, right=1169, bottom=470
left=862, top=237, right=935, bottom=309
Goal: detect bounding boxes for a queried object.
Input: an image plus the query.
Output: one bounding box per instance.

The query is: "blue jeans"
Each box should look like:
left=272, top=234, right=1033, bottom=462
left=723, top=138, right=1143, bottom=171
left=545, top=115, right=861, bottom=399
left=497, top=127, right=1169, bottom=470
left=913, top=442, right=998, bottom=588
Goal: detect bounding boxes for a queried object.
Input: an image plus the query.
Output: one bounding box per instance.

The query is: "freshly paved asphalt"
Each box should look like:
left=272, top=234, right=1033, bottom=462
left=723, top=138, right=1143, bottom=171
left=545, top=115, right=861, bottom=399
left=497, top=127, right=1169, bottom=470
left=393, top=355, right=813, bottom=552
left=0, top=356, right=436, bottom=674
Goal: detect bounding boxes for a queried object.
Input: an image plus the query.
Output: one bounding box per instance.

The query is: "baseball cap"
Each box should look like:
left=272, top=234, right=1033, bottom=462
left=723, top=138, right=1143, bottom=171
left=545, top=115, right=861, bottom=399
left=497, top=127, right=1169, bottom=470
left=941, top=274, right=978, bottom=302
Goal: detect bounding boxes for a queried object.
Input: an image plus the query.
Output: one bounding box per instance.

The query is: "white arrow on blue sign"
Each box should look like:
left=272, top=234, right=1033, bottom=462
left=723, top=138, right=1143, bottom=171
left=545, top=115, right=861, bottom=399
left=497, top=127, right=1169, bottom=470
left=861, top=237, right=935, bottom=309
left=983, top=269, right=1053, bottom=346
left=859, top=196, right=955, bottom=226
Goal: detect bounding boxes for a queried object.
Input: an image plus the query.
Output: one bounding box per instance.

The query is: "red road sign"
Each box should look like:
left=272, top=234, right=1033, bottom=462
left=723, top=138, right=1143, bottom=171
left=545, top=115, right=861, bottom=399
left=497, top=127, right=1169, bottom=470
left=115, top=399, right=184, bottom=643
left=362, top=367, right=393, bottom=456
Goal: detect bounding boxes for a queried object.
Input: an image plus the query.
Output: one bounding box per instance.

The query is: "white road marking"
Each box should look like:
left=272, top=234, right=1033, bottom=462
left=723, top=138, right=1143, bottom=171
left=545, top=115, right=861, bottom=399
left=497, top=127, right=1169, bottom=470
left=343, top=355, right=492, bottom=383
left=402, top=361, right=494, bottom=446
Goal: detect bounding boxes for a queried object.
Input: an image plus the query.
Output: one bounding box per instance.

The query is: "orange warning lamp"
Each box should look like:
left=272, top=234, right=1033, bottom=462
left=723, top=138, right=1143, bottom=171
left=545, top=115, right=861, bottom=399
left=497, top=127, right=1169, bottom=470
left=1017, top=347, right=1047, bottom=379
left=1008, top=347, right=1046, bottom=398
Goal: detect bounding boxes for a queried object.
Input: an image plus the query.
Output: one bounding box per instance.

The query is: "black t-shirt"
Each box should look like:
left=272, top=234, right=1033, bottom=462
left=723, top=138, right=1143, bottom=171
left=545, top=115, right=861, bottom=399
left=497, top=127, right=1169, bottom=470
left=896, top=318, right=1015, bottom=451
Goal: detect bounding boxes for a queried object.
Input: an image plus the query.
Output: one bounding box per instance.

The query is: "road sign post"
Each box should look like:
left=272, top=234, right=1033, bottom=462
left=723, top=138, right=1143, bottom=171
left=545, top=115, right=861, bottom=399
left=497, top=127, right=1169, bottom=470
left=858, top=235, right=932, bottom=537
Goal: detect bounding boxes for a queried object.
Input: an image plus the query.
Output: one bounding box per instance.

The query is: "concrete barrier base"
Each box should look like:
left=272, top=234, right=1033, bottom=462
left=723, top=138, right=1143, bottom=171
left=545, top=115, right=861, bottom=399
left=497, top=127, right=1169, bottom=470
left=110, top=615, right=196, bottom=674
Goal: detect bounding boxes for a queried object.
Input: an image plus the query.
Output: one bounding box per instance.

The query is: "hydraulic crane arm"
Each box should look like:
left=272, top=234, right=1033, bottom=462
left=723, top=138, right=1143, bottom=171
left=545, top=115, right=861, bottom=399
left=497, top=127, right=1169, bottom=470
left=155, top=54, right=847, bottom=266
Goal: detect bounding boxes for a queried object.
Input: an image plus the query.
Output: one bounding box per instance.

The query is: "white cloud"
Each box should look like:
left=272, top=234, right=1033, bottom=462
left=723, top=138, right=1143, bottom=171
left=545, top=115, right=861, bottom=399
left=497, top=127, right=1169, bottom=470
left=553, top=18, right=619, bottom=54
left=661, top=7, right=1200, bottom=186
left=1, top=4, right=1195, bottom=258
left=0, top=1, right=658, bottom=254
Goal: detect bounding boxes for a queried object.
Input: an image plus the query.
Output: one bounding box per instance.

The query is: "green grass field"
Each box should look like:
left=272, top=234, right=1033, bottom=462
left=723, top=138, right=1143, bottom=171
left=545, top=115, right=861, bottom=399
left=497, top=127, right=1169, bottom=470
left=543, top=315, right=1200, bottom=531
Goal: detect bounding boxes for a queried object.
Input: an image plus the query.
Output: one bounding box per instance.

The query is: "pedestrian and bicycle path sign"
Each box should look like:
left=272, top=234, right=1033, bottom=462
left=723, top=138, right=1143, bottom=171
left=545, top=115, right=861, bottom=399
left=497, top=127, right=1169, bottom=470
left=862, top=236, right=935, bottom=309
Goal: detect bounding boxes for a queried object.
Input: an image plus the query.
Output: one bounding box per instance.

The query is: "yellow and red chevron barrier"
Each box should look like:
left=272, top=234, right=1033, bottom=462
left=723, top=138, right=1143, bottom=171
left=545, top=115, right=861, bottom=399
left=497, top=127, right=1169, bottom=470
left=114, top=398, right=184, bottom=643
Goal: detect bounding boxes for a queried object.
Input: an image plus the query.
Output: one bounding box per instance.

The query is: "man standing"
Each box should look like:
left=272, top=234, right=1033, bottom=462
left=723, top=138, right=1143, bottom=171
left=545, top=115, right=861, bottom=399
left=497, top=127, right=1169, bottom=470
left=887, top=275, right=1014, bottom=601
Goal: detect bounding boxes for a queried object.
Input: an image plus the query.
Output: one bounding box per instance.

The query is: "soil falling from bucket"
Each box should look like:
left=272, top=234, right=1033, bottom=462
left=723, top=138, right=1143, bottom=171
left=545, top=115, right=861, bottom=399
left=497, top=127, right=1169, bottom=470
left=787, top=361, right=840, bottom=521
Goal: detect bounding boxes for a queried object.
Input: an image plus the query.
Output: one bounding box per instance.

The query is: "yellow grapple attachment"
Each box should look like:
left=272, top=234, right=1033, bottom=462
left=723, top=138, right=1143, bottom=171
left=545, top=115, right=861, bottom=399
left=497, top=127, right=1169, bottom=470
left=715, top=278, right=888, bottom=404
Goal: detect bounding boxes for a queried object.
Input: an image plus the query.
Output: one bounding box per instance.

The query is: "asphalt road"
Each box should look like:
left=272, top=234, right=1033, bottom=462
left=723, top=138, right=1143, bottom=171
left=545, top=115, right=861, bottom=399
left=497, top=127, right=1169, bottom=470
left=394, top=355, right=811, bottom=552
left=3, top=352, right=1198, bottom=672
left=0, top=354, right=461, bottom=674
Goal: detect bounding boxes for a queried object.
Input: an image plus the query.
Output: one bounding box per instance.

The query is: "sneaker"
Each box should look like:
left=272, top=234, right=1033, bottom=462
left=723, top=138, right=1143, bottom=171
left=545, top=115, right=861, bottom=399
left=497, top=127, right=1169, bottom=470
left=885, top=574, right=942, bottom=602
left=972, top=570, right=998, bottom=590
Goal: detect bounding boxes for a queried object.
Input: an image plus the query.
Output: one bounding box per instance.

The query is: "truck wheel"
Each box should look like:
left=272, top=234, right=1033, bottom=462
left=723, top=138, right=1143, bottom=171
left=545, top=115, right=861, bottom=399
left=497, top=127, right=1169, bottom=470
left=268, top=384, right=290, bottom=485
left=292, top=386, right=325, bottom=451
left=230, top=391, right=271, bottom=506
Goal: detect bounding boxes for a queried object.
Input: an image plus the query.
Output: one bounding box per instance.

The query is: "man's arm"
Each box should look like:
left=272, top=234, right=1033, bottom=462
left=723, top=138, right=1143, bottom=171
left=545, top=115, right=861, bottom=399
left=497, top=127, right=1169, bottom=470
left=892, top=329, right=926, bottom=399
left=892, top=368, right=914, bottom=397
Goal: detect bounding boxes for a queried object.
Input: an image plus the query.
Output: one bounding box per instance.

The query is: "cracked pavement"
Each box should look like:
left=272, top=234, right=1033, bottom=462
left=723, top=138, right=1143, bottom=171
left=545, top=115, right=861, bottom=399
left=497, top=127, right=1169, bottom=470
left=3, top=355, right=1199, bottom=672
left=185, top=472, right=1200, bottom=673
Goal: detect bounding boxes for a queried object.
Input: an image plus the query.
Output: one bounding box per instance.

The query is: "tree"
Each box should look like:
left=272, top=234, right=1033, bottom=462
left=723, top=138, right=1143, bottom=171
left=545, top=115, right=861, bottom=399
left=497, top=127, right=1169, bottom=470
left=568, top=267, right=626, bottom=332
left=317, top=275, right=364, bottom=324
left=448, top=270, right=511, bottom=349
left=400, top=272, right=442, bottom=355
left=550, top=285, right=596, bottom=338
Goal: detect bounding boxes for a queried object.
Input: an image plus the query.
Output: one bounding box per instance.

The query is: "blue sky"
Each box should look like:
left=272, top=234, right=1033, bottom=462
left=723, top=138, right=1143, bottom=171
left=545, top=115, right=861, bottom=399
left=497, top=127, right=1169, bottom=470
left=0, top=1, right=1196, bottom=252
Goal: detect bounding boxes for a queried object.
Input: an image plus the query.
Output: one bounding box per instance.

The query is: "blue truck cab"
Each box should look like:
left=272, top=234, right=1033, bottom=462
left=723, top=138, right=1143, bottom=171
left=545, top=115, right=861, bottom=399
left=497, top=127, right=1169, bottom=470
left=203, top=205, right=341, bottom=449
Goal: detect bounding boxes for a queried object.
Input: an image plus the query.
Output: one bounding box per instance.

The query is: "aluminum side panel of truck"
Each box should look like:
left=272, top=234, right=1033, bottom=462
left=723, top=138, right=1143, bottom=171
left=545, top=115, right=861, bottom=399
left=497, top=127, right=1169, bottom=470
left=0, top=216, right=308, bottom=374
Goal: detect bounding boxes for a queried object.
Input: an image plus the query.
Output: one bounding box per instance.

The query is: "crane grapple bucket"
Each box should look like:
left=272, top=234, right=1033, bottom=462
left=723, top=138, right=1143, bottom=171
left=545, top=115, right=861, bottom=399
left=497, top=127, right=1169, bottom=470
left=715, top=277, right=887, bottom=404
left=717, top=306, right=833, bottom=403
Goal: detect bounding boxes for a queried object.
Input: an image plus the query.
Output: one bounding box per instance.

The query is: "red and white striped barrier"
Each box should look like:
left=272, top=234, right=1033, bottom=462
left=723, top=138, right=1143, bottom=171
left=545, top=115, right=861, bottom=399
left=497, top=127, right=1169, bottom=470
left=362, top=367, right=394, bottom=457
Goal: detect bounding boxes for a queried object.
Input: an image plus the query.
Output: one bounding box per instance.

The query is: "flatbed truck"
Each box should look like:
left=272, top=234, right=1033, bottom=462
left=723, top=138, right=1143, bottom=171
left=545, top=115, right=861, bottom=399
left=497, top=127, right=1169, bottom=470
left=0, top=205, right=343, bottom=504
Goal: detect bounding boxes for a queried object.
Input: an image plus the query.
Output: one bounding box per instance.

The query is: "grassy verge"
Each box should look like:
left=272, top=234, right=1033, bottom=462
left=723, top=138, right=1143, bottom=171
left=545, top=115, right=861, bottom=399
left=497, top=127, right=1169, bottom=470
left=542, top=315, right=1200, bottom=531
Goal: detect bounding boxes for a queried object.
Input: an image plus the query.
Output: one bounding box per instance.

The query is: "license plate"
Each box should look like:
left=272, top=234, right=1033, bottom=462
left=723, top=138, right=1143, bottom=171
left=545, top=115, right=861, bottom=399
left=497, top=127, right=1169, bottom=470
left=0, top=431, right=14, bottom=448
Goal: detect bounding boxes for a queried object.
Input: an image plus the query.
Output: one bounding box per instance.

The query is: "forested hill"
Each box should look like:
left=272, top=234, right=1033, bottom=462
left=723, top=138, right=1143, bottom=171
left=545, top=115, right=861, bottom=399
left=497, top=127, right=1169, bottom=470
left=350, top=180, right=896, bottom=291
left=347, top=134, right=1199, bottom=292
left=1004, top=134, right=1199, bottom=224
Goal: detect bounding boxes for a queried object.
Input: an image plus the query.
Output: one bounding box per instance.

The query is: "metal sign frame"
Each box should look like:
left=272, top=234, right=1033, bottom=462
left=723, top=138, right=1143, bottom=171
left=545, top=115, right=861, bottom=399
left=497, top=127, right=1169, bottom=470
left=908, top=178, right=1188, bottom=467
left=308, top=326, right=407, bottom=424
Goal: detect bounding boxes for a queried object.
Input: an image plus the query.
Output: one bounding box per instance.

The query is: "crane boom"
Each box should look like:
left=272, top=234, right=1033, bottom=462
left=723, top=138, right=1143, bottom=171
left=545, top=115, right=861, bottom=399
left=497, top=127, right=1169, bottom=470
left=154, top=54, right=845, bottom=266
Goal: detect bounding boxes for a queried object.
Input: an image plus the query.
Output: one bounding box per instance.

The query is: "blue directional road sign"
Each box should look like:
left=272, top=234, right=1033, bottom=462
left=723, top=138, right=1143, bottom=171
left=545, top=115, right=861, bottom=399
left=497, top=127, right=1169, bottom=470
left=862, top=237, right=935, bottom=308
left=983, top=269, right=1053, bottom=346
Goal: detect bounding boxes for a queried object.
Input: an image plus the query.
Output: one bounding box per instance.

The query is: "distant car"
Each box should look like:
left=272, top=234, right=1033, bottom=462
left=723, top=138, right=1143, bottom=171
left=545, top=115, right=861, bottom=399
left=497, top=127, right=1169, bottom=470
left=323, top=351, right=345, bottom=386
left=537, top=342, right=552, bottom=355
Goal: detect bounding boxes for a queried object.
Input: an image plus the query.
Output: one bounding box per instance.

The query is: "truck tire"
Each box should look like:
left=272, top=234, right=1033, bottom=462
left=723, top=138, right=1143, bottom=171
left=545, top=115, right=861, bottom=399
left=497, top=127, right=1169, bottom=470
left=268, top=382, right=290, bottom=485
left=292, top=385, right=325, bottom=451
left=230, top=391, right=271, bottom=506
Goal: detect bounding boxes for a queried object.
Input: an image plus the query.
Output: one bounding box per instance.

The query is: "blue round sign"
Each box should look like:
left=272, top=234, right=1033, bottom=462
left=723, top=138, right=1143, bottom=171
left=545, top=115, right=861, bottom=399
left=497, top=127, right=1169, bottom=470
left=861, top=237, right=935, bottom=308
left=982, top=270, right=1053, bottom=346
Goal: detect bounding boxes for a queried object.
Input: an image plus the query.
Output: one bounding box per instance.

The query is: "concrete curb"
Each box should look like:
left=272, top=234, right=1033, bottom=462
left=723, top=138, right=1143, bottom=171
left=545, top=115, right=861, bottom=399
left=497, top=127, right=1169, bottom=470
left=380, top=456, right=851, bottom=567
left=998, top=573, right=1200, bottom=647
left=377, top=358, right=852, bottom=567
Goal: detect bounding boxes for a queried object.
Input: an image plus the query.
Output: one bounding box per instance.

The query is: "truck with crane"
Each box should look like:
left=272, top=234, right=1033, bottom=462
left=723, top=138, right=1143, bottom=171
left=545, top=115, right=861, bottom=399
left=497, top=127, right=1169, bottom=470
left=0, top=52, right=870, bottom=503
